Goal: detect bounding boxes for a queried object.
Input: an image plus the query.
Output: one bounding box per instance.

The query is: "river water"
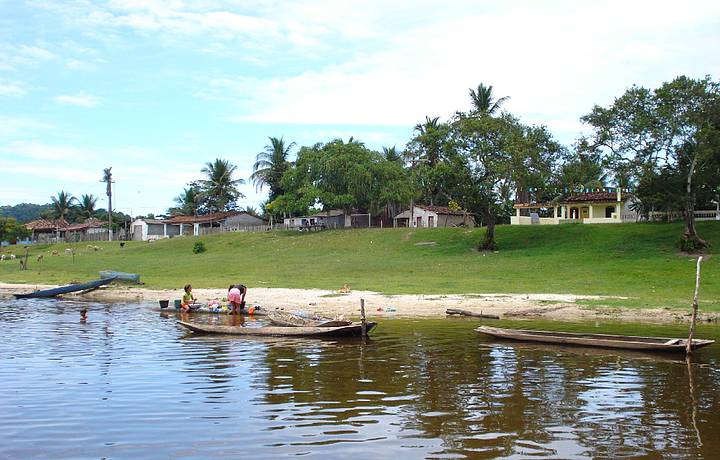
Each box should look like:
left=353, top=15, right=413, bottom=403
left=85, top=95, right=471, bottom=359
left=1, top=299, right=718, bottom=459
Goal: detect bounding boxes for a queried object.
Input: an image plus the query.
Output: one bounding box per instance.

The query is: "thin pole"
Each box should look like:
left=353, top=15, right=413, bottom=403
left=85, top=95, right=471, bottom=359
left=360, top=298, right=367, bottom=337
left=686, top=256, right=704, bottom=354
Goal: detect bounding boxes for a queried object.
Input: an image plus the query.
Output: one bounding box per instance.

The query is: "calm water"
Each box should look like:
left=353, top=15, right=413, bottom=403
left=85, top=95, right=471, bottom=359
left=1, top=299, right=719, bottom=459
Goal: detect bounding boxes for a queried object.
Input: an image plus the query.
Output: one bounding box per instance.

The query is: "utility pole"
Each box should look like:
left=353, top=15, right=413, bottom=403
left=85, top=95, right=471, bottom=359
left=102, top=167, right=114, bottom=241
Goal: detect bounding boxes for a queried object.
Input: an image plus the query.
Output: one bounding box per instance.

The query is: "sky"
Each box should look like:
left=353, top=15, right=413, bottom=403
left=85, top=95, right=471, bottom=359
left=1, top=0, right=719, bottom=216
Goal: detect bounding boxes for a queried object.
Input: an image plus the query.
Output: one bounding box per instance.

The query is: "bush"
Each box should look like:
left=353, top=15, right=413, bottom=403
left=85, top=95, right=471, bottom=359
left=192, top=241, right=206, bottom=254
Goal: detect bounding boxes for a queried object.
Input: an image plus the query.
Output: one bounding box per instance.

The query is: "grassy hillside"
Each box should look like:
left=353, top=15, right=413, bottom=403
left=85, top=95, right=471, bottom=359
left=1, top=222, right=718, bottom=311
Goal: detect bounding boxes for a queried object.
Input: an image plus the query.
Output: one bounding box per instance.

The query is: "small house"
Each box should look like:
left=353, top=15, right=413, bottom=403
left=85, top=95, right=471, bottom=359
left=393, top=205, right=475, bottom=228
left=65, top=218, right=107, bottom=242
left=283, top=209, right=349, bottom=230
left=25, top=219, right=69, bottom=243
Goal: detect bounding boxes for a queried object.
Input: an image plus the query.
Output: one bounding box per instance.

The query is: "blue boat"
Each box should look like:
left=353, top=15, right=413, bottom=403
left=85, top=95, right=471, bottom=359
left=14, top=277, right=116, bottom=299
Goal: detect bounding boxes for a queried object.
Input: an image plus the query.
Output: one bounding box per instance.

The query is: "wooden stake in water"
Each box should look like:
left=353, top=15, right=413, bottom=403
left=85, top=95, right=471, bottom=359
left=360, top=298, right=367, bottom=337
left=686, top=256, right=704, bottom=354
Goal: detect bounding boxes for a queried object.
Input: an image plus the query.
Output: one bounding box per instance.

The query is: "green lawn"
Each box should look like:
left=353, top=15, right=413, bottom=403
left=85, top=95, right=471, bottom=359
left=1, top=222, right=718, bottom=311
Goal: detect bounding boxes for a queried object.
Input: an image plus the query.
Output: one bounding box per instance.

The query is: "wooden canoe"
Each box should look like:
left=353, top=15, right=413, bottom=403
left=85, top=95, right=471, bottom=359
left=476, top=326, right=714, bottom=352
left=178, top=320, right=376, bottom=337
left=267, top=311, right=352, bottom=328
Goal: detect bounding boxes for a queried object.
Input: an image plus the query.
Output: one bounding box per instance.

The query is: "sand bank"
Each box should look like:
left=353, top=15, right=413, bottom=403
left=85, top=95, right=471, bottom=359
left=1, top=282, right=715, bottom=325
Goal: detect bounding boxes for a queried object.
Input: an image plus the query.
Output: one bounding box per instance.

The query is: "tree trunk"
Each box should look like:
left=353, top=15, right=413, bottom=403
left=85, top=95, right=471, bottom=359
left=480, top=212, right=497, bottom=251
left=681, top=155, right=707, bottom=250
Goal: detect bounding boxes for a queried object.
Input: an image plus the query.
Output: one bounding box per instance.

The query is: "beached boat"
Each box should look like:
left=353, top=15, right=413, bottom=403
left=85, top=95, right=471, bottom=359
left=14, top=277, right=116, bottom=299
left=99, top=271, right=140, bottom=283
left=267, top=310, right=352, bottom=328
left=476, top=326, right=714, bottom=352
left=178, top=320, right=376, bottom=337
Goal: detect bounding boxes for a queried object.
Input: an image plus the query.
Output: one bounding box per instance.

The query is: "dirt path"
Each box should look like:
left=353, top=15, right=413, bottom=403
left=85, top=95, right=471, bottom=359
left=2, top=282, right=715, bottom=324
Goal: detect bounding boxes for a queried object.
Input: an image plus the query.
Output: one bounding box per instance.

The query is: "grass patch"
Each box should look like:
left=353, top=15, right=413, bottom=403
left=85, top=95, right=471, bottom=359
left=0, top=222, right=718, bottom=311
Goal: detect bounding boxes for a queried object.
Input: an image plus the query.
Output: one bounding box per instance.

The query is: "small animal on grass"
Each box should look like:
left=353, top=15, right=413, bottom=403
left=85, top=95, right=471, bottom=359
left=37, top=254, right=44, bottom=263
left=0, top=254, right=4, bottom=261
left=338, top=283, right=351, bottom=294
left=65, top=248, right=73, bottom=254
left=9, top=254, right=15, bottom=260
left=51, top=250, right=59, bottom=256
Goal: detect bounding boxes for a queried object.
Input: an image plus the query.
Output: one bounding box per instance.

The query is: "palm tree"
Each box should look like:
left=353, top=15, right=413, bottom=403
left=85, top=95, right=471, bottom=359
left=200, top=158, right=245, bottom=213
left=382, top=146, right=403, bottom=163
left=468, top=83, right=509, bottom=116
left=171, top=186, right=203, bottom=216
left=411, top=116, right=443, bottom=166
left=78, top=194, right=98, bottom=220
left=50, top=191, right=76, bottom=220
left=250, top=137, right=295, bottom=202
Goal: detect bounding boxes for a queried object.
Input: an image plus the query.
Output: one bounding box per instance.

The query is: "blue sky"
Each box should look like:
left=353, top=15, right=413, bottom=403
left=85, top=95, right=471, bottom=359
left=1, top=0, right=719, bottom=216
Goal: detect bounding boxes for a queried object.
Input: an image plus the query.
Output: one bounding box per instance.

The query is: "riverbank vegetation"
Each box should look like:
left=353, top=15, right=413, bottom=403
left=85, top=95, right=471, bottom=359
left=1, top=223, right=717, bottom=311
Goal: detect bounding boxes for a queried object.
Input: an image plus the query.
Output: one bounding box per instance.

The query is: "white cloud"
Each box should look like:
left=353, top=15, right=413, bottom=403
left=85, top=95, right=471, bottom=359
left=0, top=80, right=28, bottom=97
left=0, top=117, right=53, bottom=138
left=54, top=93, right=101, bottom=108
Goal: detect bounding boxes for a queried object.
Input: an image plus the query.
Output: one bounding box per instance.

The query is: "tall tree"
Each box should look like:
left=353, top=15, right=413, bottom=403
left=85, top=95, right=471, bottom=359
left=468, top=83, right=510, bottom=116
left=78, top=194, right=98, bottom=220
left=50, top=191, right=76, bottom=220
left=582, top=75, right=720, bottom=250
left=250, top=137, right=295, bottom=202
left=449, top=113, right=561, bottom=250
left=200, top=158, right=245, bottom=213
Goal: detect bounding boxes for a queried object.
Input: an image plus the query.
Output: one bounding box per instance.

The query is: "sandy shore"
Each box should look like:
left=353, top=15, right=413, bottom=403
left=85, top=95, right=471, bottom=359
left=1, top=282, right=716, bottom=324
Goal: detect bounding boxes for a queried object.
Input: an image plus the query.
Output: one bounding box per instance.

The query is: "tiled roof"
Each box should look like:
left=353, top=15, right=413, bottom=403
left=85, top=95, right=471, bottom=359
left=564, top=192, right=619, bottom=203
left=165, top=211, right=241, bottom=224
left=25, top=219, right=69, bottom=230
left=66, top=218, right=105, bottom=231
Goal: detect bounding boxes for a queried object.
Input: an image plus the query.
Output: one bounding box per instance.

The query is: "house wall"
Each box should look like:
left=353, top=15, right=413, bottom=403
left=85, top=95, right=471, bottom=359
left=224, top=214, right=266, bottom=227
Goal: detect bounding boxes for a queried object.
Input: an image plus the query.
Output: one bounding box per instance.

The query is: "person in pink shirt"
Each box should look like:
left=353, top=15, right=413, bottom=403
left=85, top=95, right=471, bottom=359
left=227, top=284, right=246, bottom=314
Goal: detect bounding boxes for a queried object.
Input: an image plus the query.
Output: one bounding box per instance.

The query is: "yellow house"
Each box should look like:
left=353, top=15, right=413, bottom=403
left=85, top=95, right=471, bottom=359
left=511, top=190, right=634, bottom=225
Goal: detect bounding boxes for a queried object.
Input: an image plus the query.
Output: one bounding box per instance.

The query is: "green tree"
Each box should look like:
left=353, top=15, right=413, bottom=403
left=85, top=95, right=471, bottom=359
left=0, top=217, right=29, bottom=243
left=50, top=191, right=76, bottom=220
left=468, top=83, right=510, bottom=116
left=450, top=113, right=561, bottom=250
left=250, top=137, right=295, bottom=203
left=199, top=158, right=245, bottom=213
left=77, top=194, right=98, bottom=220
left=169, top=186, right=203, bottom=216
left=582, top=75, right=720, bottom=249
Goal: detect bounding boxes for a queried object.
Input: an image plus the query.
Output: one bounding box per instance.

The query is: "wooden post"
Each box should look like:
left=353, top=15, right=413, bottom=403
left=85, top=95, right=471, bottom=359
left=360, top=298, right=367, bottom=337
left=22, top=247, right=29, bottom=271
left=686, top=256, right=704, bottom=354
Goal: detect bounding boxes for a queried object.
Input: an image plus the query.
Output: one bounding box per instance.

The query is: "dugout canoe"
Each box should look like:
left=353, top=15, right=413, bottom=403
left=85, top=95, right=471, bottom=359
left=178, top=320, right=376, bottom=337
left=476, top=326, right=714, bottom=352
left=267, top=310, right=352, bottom=328
left=14, top=277, right=116, bottom=299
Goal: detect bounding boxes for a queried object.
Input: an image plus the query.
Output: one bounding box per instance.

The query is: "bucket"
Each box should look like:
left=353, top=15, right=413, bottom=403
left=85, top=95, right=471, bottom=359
left=159, top=300, right=169, bottom=309
left=174, top=299, right=182, bottom=309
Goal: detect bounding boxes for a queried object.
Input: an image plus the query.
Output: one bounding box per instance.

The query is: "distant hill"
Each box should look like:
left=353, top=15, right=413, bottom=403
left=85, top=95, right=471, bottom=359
left=0, top=203, right=51, bottom=223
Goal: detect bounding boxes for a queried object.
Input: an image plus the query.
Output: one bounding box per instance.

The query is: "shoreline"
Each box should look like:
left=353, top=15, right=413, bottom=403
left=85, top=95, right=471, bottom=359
left=2, top=282, right=717, bottom=325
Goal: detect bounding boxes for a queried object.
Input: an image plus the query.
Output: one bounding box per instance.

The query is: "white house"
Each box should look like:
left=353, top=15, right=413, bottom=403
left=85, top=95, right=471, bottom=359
left=511, top=190, right=637, bottom=225
left=393, top=205, right=475, bottom=228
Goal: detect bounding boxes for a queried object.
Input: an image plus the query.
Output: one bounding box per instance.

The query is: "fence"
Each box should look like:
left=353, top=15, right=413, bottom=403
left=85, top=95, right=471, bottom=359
left=648, top=210, right=718, bottom=222
left=198, top=225, right=272, bottom=236
left=32, top=230, right=128, bottom=244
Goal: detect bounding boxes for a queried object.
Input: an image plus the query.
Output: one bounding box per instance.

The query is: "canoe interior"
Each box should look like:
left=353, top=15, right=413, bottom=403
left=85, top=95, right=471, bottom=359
left=476, top=326, right=714, bottom=352
left=267, top=311, right=352, bottom=328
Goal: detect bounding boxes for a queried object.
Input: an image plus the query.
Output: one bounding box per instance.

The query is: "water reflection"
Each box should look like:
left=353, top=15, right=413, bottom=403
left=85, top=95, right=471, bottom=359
left=0, top=300, right=718, bottom=459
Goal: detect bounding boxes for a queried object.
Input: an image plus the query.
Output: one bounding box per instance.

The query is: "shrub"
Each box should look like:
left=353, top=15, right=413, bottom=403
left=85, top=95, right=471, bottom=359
left=192, top=241, right=206, bottom=254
